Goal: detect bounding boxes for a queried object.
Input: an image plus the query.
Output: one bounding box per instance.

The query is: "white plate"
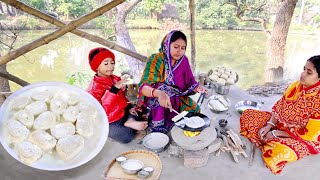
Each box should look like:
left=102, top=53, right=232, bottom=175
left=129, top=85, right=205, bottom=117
left=0, top=82, right=109, bottom=171
left=143, top=132, right=169, bottom=150
left=207, top=95, right=231, bottom=112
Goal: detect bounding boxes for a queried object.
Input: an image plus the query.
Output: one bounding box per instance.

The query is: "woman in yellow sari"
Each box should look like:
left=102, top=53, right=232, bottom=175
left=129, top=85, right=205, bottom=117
left=240, top=55, right=320, bottom=174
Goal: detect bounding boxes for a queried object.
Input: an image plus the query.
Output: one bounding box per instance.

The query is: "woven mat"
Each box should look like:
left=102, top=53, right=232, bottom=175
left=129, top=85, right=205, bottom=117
left=104, top=150, right=162, bottom=180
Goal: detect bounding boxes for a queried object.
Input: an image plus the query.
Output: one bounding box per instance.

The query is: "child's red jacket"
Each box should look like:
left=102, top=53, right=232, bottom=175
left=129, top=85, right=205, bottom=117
left=87, top=75, right=128, bottom=123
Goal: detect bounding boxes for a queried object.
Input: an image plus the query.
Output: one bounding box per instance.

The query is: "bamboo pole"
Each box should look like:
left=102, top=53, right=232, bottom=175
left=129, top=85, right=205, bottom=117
left=2, top=0, right=147, bottom=63
left=0, top=0, right=125, bottom=66
left=0, top=72, right=29, bottom=86
left=189, top=0, right=196, bottom=73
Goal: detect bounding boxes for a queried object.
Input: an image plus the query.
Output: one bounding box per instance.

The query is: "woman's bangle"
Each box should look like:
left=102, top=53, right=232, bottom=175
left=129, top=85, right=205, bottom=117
left=151, top=88, right=156, bottom=98
left=266, top=121, right=275, bottom=127
left=271, top=130, right=278, bottom=138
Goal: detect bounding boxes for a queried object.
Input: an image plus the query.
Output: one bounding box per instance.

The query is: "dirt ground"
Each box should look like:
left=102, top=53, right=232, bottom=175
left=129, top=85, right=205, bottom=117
left=1, top=86, right=320, bottom=180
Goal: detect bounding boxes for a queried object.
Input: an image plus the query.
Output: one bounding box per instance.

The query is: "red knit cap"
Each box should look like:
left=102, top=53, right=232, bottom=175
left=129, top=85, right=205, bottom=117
left=88, top=47, right=115, bottom=72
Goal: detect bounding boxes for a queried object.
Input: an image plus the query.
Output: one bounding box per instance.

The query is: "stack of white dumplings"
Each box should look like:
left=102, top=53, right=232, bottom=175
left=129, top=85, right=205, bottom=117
left=208, top=66, right=238, bottom=85
left=4, top=88, right=97, bottom=165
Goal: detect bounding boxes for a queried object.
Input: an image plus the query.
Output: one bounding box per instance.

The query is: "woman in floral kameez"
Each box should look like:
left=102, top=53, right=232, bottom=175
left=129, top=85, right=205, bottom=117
left=240, top=55, right=320, bottom=174
left=137, top=30, right=206, bottom=134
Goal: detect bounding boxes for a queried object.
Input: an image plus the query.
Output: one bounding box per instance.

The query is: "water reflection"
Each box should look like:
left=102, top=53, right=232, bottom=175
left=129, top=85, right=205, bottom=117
left=2, top=29, right=320, bottom=91
left=40, top=49, right=57, bottom=69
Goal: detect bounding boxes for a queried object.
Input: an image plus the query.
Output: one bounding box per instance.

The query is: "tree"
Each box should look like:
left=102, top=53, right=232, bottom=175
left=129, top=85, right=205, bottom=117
left=265, top=0, right=298, bottom=82
left=141, top=0, right=164, bottom=19
left=115, top=0, right=145, bottom=83
left=226, top=0, right=298, bottom=82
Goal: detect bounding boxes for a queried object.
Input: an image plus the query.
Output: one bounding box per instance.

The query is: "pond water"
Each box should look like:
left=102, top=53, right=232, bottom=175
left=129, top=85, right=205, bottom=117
left=1, top=29, right=320, bottom=91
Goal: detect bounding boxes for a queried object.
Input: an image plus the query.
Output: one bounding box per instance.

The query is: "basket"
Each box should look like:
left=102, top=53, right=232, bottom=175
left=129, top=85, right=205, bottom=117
left=104, top=150, right=162, bottom=180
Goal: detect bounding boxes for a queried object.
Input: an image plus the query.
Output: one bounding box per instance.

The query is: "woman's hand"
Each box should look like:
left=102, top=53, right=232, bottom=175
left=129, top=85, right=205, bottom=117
left=156, top=90, right=172, bottom=111
left=263, top=130, right=289, bottom=141
left=263, top=131, right=275, bottom=141
left=196, top=85, right=209, bottom=94
left=129, top=108, right=138, bottom=116
left=258, top=124, right=273, bottom=140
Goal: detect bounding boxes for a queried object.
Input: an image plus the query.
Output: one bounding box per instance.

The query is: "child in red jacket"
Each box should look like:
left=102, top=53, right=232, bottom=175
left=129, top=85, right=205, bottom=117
left=87, top=47, right=148, bottom=143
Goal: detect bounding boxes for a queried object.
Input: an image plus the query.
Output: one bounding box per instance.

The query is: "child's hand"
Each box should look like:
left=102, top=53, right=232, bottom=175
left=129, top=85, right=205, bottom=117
left=114, top=76, right=129, bottom=89
left=129, top=108, right=138, bottom=116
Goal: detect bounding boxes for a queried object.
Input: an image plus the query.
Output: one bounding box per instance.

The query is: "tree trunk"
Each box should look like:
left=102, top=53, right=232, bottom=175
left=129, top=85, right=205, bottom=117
left=0, top=3, right=4, bottom=14
left=265, top=0, right=298, bottom=83
left=0, top=57, right=10, bottom=105
left=115, top=0, right=144, bottom=83
left=298, top=0, right=305, bottom=25
left=189, top=0, right=196, bottom=73
left=6, top=4, right=14, bottom=16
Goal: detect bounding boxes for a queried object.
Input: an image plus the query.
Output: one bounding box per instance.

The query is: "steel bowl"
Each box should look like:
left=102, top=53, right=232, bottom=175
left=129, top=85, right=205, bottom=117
left=143, top=132, right=169, bottom=153
left=235, top=100, right=262, bottom=114
left=120, top=159, right=144, bottom=175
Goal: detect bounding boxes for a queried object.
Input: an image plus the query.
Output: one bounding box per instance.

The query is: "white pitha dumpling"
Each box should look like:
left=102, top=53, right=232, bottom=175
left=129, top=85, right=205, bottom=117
left=33, top=111, right=56, bottom=130
left=25, top=101, right=47, bottom=116
left=218, top=96, right=229, bottom=108
left=54, top=91, right=79, bottom=106
left=56, top=135, right=84, bottom=161
left=6, top=120, right=30, bottom=144
left=31, top=90, right=52, bottom=103
left=220, top=73, right=229, bottom=80
left=62, top=106, right=80, bottom=123
left=77, top=103, right=97, bottom=119
left=209, top=99, right=227, bottom=111
left=224, top=70, right=231, bottom=76
left=11, top=96, right=31, bottom=111
left=226, top=78, right=235, bottom=85
left=216, top=78, right=226, bottom=85
left=15, top=141, right=43, bottom=165
left=50, top=98, right=67, bottom=115
left=213, top=71, right=221, bottom=77
left=209, top=74, right=219, bottom=81
left=28, top=130, right=57, bottom=152
left=14, top=110, right=34, bottom=128
left=76, top=119, right=93, bottom=137
left=66, top=93, right=79, bottom=106
left=218, top=68, right=225, bottom=74
left=50, top=122, right=75, bottom=139
left=77, top=112, right=95, bottom=122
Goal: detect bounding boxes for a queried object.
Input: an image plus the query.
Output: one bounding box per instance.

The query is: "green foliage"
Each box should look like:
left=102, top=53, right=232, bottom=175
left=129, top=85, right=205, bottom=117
left=22, top=0, right=94, bottom=19
left=142, top=0, right=165, bottom=13
left=196, top=1, right=238, bottom=28
left=67, top=72, right=91, bottom=89
left=22, top=0, right=46, bottom=10
left=314, top=15, right=320, bottom=23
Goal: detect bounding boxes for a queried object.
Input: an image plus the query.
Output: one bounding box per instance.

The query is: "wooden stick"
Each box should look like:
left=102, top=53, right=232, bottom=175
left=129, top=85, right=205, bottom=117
left=248, top=143, right=256, bottom=167
left=0, top=0, right=125, bottom=66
